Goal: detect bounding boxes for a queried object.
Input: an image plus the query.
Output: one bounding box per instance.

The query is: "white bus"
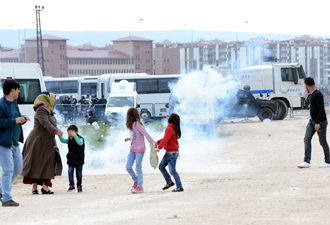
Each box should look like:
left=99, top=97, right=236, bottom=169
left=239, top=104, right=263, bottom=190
left=99, top=73, right=182, bottom=119
left=0, top=63, right=46, bottom=119
left=44, top=75, right=98, bottom=101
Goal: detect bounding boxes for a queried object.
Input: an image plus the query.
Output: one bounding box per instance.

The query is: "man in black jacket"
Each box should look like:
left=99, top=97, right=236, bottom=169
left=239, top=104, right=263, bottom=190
left=298, top=77, right=330, bottom=168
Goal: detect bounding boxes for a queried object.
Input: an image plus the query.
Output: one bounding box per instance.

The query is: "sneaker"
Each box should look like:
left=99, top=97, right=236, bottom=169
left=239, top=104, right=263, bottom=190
left=162, top=182, right=175, bottom=190
left=77, top=186, right=82, bottom=193
left=297, top=162, right=311, bottom=168
left=2, top=200, right=19, bottom=207
left=131, top=181, right=138, bottom=190
left=131, top=187, right=144, bottom=194
left=319, top=162, right=330, bottom=168
left=67, top=186, right=75, bottom=192
left=172, top=187, right=184, bottom=192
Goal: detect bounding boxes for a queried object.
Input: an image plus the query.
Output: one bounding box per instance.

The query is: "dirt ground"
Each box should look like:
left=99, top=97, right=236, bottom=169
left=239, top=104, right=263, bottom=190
left=3, top=109, right=330, bottom=225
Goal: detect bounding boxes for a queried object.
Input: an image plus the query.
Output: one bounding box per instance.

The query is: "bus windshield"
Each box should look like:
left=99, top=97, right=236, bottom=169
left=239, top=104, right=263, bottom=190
left=81, top=83, right=97, bottom=96
left=0, top=79, right=41, bottom=104
left=107, top=97, right=134, bottom=107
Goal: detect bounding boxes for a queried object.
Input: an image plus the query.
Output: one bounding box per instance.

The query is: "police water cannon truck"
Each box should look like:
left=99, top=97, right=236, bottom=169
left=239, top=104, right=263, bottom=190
left=105, top=80, right=138, bottom=124
left=212, top=63, right=307, bottom=120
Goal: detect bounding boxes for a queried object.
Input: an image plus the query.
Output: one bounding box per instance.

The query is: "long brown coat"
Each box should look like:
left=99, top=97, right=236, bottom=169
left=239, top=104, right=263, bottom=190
left=22, top=104, right=62, bottom=179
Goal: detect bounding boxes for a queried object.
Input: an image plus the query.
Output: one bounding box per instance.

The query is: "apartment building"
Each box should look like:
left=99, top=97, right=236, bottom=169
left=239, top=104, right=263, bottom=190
left=0, top=46, right=21, bottom=63
left=112, top=36, right=153, bottom=74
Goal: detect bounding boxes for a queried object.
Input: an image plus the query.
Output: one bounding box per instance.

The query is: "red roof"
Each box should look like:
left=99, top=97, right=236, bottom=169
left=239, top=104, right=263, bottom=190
left=67, top=49, right=130, bottom=59
left=25, top=34, right=68, bottom=41
left=0, top=48, right=20, bottom=59
left=113, top=35, right=152, bottom=42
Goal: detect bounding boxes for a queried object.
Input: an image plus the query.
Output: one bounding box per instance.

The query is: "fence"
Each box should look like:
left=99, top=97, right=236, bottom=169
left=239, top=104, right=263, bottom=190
left=54, top=104, right=106, bottom=123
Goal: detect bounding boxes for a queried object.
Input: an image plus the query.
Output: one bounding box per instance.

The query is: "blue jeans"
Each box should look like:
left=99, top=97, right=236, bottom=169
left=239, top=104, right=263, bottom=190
left=126, top=151, right=144, bottom=188
left=0, top=145, right=23, bottom=202
left=68, top=165, right=83, bottom=188
left=159, top=152, right=182, bottom=189
left=304, top=119, right=330, bottom=164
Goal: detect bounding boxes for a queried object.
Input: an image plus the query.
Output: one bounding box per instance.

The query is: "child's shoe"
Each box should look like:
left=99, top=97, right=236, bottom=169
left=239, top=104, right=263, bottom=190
left=162, top=182, right=175, bottom=190
left=67, top=186, right=75, bottom=192
left=77, top=186, right=83, bottom=193
left=131, top=181, right=138, bottom=190
left=131, top=187, right=143, bottom=194
left=172, top=187, right=184, bottom=192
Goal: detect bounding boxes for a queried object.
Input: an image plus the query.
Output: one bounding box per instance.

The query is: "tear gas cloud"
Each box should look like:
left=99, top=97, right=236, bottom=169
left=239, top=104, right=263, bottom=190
left=19, top=67, right=242, bottom=175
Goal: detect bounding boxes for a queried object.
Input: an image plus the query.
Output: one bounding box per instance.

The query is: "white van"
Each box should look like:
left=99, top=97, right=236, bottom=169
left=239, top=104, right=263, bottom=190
left=0, top=63, right=46, bottom=119
left=105, top=80, right=138, bottom=123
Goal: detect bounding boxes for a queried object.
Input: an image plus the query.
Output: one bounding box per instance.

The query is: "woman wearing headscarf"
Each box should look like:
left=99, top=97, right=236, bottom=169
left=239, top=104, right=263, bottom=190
left=21, top=92, right=64, bottom=194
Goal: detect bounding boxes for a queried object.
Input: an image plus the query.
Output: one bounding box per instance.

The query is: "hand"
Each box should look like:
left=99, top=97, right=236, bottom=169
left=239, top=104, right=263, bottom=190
left=315, top=124, right=321, bottom=131
left=124, top=138, right=131, bottom=142
left=24, top=116, right=30, bottom=122
left=68, top=130, right=76, bottom=137
left=155, top=148, right=160, bottom=152
left=56, top=130, right=64, bottom=136
left=16, top=117, right=26, bottom=124
left=155, top=143, right=158, bottom=148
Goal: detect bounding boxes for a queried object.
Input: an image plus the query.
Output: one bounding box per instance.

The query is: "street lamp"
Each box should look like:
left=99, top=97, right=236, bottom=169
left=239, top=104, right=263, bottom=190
left=235, top=21, right=248, bottom=69
left=10, top=24, right=20, bottom=63
left=184, top=24, right=193, bottom=73
left=129, top=18, right=143, bottom=73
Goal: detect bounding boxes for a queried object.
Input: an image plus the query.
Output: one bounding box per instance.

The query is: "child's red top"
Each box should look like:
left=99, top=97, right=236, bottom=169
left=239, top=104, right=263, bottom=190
left=157, top=123, right=179, bottom=151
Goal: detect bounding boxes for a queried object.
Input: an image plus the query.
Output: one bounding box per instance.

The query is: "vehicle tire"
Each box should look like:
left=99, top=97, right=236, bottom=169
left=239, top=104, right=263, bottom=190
left=140, top=112, right=151, bottom=120
left=257, top=108, right=274, bottom=121
left=273, top=99, right=288, bottom=120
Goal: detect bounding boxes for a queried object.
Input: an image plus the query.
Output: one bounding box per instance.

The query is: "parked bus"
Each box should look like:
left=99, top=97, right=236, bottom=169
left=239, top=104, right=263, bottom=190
left=0, top=63, right=46, bottom=119
left=44, top=75, right=98, bottom=101
left=99, top=73, right=182, bottom=120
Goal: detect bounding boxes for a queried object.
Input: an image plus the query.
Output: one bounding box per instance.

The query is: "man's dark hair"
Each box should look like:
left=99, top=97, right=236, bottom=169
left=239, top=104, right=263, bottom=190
left=2, top=79, right=20, bottom=95
left=67, top=125, right=78, bottom=132
left=304, top=77, right=315, bottom=86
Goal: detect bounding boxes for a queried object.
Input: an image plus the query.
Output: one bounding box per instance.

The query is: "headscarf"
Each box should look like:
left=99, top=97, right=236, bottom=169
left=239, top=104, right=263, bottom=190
left=33, top=92, right=56, bottom=112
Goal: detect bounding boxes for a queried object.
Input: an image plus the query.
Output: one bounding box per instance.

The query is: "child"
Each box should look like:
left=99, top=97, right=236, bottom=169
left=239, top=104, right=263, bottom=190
left=156, top=113, right=184, bottom=192
left=59, top=125, right=85, bottom=193
left=124, top=108, right=155, bottom=194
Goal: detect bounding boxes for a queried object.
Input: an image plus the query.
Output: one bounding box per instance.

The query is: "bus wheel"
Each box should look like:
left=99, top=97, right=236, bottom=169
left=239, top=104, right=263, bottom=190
left=273, top=99, right=288, bottom=120
left=140, top=112, right=151, bottom=120
left=257, top=108, right=273, bottom=121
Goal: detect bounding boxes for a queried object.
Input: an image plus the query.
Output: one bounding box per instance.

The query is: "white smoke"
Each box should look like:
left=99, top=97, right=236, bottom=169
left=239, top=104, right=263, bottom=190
left=26, top=67, right=242, bottom=177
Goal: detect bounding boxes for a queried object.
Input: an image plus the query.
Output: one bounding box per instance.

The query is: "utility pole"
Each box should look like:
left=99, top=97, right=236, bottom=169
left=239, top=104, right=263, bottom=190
left=35, top=5, right=45, bottom=74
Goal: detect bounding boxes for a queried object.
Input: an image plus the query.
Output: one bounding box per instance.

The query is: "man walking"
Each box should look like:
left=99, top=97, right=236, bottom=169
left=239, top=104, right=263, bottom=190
left=298, top=77, right=330, bottom=168
left=0, top=79, right=30, bottom=206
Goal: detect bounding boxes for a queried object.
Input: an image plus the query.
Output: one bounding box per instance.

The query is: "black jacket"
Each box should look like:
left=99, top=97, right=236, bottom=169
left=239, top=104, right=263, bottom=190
left=67, top=134, right=85, bottom=166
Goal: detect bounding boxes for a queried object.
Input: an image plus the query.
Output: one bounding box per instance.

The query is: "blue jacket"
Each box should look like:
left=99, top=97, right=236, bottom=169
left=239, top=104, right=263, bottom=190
left=0, top=96, right=24, bottom=148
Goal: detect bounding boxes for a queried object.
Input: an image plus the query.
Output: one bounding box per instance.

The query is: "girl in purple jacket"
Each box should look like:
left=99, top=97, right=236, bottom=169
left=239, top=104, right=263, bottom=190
left=124, top=108, right=155, bottom=194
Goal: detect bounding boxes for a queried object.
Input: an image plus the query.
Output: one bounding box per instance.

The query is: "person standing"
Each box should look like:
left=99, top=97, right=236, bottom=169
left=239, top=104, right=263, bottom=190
left=58, top=125, right=85, bottom=193
left=298, top=77, right=330, bottom=168
left=156, top=113, right=184, bottom=192
left=0, top=79, right=30, bottom=207
left=22, top=92, right=64, bottom=194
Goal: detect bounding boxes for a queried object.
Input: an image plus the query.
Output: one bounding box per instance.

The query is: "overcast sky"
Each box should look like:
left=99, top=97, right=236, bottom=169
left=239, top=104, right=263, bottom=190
left=0, top=0, right=329, bottom=36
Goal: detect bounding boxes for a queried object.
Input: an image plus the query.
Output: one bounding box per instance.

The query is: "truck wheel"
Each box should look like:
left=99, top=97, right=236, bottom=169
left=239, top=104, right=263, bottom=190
left=273, top=99, right=288, bottom=120
left=257, top=108, right=274, bottom=121
left=140, top=112, right=151, bottom=120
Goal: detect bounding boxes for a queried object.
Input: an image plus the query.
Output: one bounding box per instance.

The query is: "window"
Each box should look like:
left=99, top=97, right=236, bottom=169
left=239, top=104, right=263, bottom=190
left=136, top=46, right=140, bottom=51
left=158, top=78, right=177, bottom=93
left=136, top=79, right=158, bottom=94
left=135, top=64, right=140, bottom=70
left=281, top=68, right=297, bottom=81
left=13, top=79, right=42, bottom=104
left=136, top=55, right=140, bottom=60
left=81, top=83, right=97, bottom=95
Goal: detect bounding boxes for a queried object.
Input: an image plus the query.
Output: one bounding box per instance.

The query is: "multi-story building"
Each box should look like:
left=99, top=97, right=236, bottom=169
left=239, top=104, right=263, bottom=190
left=0, top=45, right=22, bottom=63
left=67, top=46, right=131, bottom=77
left=153, top=42, right=181, bottom=74
left=112, top=36, right=153, bottom=74
left=25, top=35, right=68, bottom=77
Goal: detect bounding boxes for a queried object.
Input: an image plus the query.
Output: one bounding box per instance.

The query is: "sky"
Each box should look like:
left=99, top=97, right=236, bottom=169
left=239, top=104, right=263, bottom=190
left=0, top=0, right=329, bottom=36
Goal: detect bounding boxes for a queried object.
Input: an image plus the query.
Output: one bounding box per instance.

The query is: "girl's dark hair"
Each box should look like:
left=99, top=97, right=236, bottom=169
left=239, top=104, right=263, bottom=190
left=126, top=108, right=142, bottom=130
left=168, top=113, right=181, bottom=139
left=2, top=79, right=20, bottom=95
left=67, top=125, right=78, bottom=132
